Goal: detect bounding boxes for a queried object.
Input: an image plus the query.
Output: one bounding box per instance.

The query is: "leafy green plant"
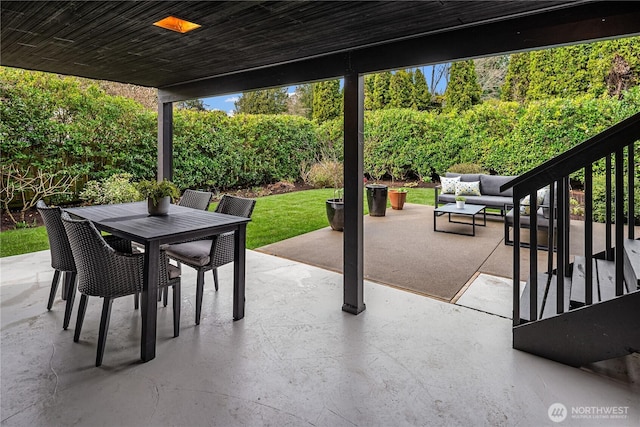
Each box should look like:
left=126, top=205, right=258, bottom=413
left=307, top=160, right=343, bottom=189
left=136, top=179, right=180, bottom=204
left=80, top=173, right=142, bottom=205
left=455, top=195, right=466, bottom=202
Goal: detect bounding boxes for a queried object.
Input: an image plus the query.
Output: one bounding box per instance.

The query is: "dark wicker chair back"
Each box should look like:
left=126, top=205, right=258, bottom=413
left=37, top=200, right=75, bottom=272
left=209, top=195, right=256, bottom=282
left=214, top=194, right=256, bottom=218
left=179, top=189, right=213, bottom=211
left=61, top=212, right=145, bottom=298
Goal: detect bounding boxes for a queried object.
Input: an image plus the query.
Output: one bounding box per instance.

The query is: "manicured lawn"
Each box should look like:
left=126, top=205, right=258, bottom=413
left=0, top=187, right=436, bottom=258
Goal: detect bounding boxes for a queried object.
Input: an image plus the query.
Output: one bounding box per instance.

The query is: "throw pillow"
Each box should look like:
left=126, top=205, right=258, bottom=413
left=455, top=181, right=481, bottom=196
left=519, top=195, right=531, bottom=216
left=440, top=176, right=460, bottom=194
left=519, top=188, right=549, bottom=216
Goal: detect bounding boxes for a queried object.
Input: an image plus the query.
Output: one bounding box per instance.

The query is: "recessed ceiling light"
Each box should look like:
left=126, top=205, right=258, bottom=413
left=153, top=16, right=201, bottom=34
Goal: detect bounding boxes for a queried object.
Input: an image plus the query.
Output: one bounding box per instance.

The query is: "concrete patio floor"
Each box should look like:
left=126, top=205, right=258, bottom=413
left=1, top=248, right=639, bottom=426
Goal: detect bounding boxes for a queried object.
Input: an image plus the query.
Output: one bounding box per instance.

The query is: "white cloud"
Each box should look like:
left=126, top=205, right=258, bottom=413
left=225, top=96, right=239, bottom=103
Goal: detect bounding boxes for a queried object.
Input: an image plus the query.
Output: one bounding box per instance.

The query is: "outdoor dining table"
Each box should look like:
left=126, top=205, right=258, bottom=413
left=64, top=201, right=251, bottom=362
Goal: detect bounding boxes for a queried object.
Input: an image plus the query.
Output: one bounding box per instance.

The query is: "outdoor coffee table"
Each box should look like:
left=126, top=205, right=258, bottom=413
left=433, top=203, right=487, bottom=236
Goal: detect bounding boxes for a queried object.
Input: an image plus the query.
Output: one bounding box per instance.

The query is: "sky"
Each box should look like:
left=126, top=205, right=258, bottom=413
left=200, top=65, right=448, bottom=115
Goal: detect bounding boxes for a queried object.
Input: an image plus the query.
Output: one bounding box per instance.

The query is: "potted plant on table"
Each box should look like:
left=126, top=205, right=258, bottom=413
left=137, top=179, right=180, bottom=216
left=455, top=195, right=466, bottom=209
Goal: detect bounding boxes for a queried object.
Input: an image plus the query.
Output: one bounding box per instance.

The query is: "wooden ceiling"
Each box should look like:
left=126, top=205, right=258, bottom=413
left=2, top=1, right=640, bottom=101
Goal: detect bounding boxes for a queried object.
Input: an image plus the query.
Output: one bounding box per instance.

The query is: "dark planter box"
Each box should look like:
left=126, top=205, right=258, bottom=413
left=366, top=184, right=388, bottom=216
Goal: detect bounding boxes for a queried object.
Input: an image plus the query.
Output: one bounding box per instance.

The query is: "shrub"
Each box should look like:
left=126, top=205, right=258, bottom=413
left=307, top=161, right=343, bottom=189
left=448, top=163, right=486, bottom=174
left=79, top=173, right=141, bottom=205
left=591, top=173, right=640, bottom=224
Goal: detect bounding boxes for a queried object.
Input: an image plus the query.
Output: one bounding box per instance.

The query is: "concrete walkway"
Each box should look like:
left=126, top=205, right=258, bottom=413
left=1, top=249, right=639, bottom=426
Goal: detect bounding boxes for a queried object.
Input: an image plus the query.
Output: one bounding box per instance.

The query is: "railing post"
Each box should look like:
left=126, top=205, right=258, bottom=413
left=585, top=165, right=593, bottom=305
left=628, top=144, right=635, bottom=240
left=513, top=195, right=522, bottom=325
left=606, top=154, right=613, bottom=260
left=615, top=148, right=625, bottom=296
left=556, top=178, right=566, bottom=315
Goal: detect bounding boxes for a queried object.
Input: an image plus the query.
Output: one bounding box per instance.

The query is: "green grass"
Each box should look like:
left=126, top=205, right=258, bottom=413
left=0, top=187, right=437, bottom=257
left=0, top=226, right=49, bottom=258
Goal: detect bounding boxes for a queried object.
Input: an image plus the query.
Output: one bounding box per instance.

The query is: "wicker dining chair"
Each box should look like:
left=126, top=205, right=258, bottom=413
left=61, top=212, right=181, bottom=367
left=154, top=189, right=213, bottom=305
left=178, top=189, right=213, bottom=210
left=37, top=200, right=132, bottom=330
left=165, top=195, right=255, bottom=325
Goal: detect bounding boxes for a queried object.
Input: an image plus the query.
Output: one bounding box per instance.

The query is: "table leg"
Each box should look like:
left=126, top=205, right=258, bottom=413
left=233, top=224, right=247, bottom=320
left=141, top=240, right=159, bottom=362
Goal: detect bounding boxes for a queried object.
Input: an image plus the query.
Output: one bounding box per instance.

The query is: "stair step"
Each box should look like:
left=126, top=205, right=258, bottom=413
left=520, top=273, right=571, bottom=322
left=624, top=239, right=640, bottom=291
left=570, top=256, right=598, bottom=306
left=595, top=258, right=619, bottom=301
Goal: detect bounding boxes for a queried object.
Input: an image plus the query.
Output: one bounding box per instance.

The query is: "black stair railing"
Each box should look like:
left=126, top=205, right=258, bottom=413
left=501, top=110, right=640, bottom=326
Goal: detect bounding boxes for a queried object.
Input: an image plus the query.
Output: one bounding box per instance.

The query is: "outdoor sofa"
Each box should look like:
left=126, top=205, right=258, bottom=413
left=435, top=172, right=517, bottom=216
left=435, top=172, right=558, bottom=248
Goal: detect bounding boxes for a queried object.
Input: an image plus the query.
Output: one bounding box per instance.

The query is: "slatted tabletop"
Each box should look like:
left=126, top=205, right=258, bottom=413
left=66, top=201, right=250, bottom=244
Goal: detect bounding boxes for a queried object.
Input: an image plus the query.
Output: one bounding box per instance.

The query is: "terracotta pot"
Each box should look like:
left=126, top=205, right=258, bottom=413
left=389, top=190, right=407, bottom=210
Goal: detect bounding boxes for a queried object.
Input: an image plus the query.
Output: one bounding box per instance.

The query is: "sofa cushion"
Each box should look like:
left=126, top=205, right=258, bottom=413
left=438, top=194, right=510, bottom=210
left=445, top=172, right=482, bottom=183
left=506, top=208, right=555, bottom=229
left=440, top=176, right=460, bottom=194
left=455, top=181, right=481, bottom=196
left=479, top=174, right=517, bottom=197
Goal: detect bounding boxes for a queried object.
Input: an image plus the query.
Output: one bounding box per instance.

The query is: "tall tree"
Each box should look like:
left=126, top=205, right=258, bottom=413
left=288, top=84, right=314, bottom=118
left=312, top=79, right=342, bottom=122
left=501, top=36, right=640, bottom=102
left=474, top=55, right=509, bottom=100
left=364, top=74, right=376, bottom=110
left=429, top=63, right=451, bottom=96
left=388, top=69, right=414, bottom=109
left=412, top=68, right=431, bottom=110
left=501, top=53, right=531, bottom=102
left=176, top=99, right=206, bottom=111
left=372, top=71, right=392, bottom=110
left=443, top=60, right=482, bottom=112
left=235, top=87, right=288, bottom=114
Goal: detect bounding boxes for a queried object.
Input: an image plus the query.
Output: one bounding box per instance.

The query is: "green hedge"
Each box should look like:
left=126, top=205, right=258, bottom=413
left=2, top=68, right=640, bottom=205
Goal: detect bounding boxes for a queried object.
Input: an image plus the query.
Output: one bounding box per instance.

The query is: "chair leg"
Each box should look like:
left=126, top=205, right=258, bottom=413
left=96, top=298, right=113, bottom=367
left=173, top=284, right=181, bottom=337
left=134, top=292, right=139, bottom=310
left=47, top=270, right=61, bottom=310
left=163, top=286, right=169, bottom=307
left=213, top=269, right=219, bottom=291
left=195, top=271, right=204, bottom=325
left=63, top=272, right=77, bottom=330
left=61, top=271, right=68, bottom=300
left=74, top=294, right=88, bottom=342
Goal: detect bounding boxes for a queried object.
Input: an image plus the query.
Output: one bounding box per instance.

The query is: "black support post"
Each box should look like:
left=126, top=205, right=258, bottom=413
left=342, top=71, right=366, bottom=315
left=158, top=101, right=173, bottom=181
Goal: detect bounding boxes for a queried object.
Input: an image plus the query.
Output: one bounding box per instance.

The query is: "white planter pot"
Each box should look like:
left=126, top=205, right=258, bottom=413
left=456, top=201, right=465, bottom=209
